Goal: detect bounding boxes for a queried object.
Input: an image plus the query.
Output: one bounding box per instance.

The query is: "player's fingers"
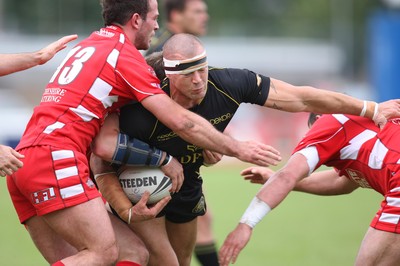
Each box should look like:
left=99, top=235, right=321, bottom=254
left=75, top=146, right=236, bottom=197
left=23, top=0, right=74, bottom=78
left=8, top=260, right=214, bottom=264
left=220, top=246, right=234, bottom=266
left=151, top=195, right=171, bottom=214
left=137, top=191, right=151, bottom=206
left=57, top=34, right=78, bottom=49
left=10, top=149, right=25, bottom=160
left=0, top=169, right=7, bottom=177
left=177, top=172, right=184, bottom=192
left=240, top=167, right=254, bottom=176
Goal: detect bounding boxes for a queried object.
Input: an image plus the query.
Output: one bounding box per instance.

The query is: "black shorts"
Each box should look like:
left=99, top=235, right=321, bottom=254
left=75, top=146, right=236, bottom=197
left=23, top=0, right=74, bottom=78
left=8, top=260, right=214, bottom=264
left=158, top=174, right=206, bottom=223
left=110, top=175, right=206, bottom=224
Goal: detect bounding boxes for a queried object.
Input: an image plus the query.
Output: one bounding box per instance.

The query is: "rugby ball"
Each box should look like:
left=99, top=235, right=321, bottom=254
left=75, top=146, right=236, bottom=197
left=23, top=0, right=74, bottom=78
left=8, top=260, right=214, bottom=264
left=118, top=166, right=172, bottom=204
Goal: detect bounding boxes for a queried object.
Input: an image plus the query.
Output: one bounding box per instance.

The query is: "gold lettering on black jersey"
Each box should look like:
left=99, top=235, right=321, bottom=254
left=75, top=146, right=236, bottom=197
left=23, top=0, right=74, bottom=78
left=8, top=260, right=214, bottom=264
left=181, top=152, right=202, bottom=164
left=156, top=131, right=178, bottom=141
left=209, top=112, right=232, bottom=125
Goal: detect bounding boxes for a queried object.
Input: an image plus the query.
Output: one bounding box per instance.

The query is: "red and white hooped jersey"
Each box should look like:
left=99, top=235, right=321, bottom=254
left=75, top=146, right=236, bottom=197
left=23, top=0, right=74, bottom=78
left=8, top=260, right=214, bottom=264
left=293, top=114, right=400, bottom=195
left=17, top=25, right=164, bottom=153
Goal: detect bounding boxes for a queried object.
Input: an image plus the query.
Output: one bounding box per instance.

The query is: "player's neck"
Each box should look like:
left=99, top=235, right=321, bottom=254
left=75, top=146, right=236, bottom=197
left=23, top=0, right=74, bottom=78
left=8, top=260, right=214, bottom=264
left=170, top=90, right=202, bottom=109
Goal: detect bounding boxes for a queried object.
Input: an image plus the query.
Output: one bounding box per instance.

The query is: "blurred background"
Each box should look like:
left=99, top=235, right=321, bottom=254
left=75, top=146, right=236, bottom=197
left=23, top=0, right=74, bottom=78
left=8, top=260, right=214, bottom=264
left=0, top=0, right=399, bottom=265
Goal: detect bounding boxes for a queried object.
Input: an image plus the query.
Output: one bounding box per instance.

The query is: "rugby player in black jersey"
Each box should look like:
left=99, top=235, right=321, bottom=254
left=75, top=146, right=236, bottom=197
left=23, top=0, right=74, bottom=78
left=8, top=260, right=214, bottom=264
left=90, top=33, right=400, bottom=266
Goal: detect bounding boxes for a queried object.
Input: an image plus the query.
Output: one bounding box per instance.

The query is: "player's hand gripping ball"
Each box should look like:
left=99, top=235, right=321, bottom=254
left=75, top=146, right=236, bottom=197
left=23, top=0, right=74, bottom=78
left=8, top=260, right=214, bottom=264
left=118, top=166, right=172, bottom=204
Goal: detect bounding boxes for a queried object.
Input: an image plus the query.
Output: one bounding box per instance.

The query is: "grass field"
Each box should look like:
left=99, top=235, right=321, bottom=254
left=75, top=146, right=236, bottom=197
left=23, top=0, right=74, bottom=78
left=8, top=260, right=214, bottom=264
left=1, top=162, right=382, bottom=266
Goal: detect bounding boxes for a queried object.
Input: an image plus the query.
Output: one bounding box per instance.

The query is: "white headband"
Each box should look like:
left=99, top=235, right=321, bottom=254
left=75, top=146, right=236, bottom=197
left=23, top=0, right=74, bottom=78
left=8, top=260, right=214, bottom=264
left=163, top=51, right=208, bottom=74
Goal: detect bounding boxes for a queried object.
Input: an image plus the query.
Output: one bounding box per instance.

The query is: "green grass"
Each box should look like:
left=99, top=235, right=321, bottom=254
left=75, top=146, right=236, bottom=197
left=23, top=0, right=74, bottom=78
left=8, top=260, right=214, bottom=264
left=1, top=162, right=382, bottom=266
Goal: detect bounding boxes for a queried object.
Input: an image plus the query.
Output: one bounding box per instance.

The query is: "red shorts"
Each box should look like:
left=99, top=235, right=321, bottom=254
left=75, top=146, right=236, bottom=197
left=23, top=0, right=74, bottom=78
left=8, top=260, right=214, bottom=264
left=7, top=146, right=100, bottom=223
left=370, top=174, right=400, bottom=233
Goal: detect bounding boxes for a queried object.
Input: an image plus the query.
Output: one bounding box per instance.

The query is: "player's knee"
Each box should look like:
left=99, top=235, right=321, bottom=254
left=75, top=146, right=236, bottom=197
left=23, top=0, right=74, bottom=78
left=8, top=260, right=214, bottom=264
left=98, top=242, right=119, bottom=265
left=134, top=243, right=150, bottom=265
left=118, top=241, right=149, bottom=265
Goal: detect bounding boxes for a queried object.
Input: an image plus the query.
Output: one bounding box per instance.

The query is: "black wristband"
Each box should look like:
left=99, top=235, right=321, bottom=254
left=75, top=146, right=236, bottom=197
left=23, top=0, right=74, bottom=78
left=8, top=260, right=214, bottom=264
left=161, top=153, right=171, bottom=166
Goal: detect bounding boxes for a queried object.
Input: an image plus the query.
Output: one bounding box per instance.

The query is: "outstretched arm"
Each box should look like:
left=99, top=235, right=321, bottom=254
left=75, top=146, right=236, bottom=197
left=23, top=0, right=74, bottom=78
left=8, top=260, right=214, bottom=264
left=241, top=166, right=359, bottom=195
left=0, top=34, right=78, bottom=76
left=141, top=94, right=282, bottom=166
left=265, top=78, right=400, bottom=127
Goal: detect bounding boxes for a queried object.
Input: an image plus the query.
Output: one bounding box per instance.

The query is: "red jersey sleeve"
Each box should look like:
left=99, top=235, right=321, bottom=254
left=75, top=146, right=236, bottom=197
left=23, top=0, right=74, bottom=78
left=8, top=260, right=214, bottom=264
left=292, top=114, right=347, bottom=173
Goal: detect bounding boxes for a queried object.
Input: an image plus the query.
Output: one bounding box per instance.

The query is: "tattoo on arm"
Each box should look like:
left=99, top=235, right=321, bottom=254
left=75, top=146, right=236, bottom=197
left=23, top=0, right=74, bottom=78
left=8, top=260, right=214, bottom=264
left=270, top=80, right=283, bottom=110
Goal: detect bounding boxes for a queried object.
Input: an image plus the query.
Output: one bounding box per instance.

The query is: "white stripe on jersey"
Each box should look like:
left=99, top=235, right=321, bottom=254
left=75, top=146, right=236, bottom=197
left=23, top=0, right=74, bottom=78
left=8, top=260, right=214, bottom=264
left=119, top=33, right=125, bottom=43
left=44, top=122, right=65, bottom=134
left=332, top=114, right=349, bottom=124
left=369, top=139, right=388, bottom=169
left=378, top=213, right=400, bottom=224
left=295, top=146, right=319, bottom=175
left=55, top=166, right=78, bottom=180
left=51, top=150, right=74, bottom=160
left=340, top=130, right=377, bottom=160
left=386, top=196, right=400, bottom=207
left=89, top=78, right=118, bottom=108
left=107, top=49, right=119, bottom=68
left=70, top=105, right=99, bottom=122
left=60, top=184, right=84, bottom=199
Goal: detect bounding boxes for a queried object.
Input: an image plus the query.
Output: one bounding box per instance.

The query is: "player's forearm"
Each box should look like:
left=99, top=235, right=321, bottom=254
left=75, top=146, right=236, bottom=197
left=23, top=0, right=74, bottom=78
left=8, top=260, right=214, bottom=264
left=301, top=87, right=377, bottom=119
left=173, top=114, right=239, bottom=157
left=0, top=53, right=41, bottom=76
left=95, top=173, right=133, bottom=221
left=294, top=170, right=358, bottom=195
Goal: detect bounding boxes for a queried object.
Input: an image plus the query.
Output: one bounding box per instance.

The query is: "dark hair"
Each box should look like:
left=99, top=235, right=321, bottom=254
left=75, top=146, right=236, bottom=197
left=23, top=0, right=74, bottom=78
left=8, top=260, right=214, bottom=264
left=307, top=113, right=321, bottom=128
left=101, top=0, right=149, bottom=26
left=164, top=0, right=188, bottom=21
left=145, top=51, right=166, bottom=80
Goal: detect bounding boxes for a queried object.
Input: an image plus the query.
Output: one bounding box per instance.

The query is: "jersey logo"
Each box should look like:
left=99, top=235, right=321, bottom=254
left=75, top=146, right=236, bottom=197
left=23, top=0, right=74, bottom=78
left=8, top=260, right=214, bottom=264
left=192, top=195, right=206, bottom=214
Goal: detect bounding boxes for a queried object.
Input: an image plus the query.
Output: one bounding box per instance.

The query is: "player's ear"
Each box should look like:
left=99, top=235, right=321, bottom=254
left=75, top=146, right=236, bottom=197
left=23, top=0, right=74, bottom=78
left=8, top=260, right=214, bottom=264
left=129, top=13, right=143, bottom=30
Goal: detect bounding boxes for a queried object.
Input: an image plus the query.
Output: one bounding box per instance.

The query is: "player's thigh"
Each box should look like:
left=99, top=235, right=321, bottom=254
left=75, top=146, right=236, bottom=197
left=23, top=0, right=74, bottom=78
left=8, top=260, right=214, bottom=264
left=166, top=218, right=197, bottom=263
left=25, top=216, right=77, bottom=264
left=356, top=226, right=400, bottom=266
left=108, top=212, right=149, bottom=264
left=43, top=197, right=116, bottom=251
left=129, top=216, right=179, bottom=266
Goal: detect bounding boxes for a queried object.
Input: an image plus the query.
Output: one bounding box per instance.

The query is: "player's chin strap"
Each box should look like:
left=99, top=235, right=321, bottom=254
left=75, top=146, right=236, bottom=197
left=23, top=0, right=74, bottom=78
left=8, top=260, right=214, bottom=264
left=111, top=133, right=171, bottom=167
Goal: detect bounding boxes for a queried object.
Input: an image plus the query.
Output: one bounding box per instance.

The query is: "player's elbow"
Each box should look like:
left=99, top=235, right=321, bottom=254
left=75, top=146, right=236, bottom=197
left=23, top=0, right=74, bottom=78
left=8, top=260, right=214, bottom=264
left=91, top=138, right=116, bottom=162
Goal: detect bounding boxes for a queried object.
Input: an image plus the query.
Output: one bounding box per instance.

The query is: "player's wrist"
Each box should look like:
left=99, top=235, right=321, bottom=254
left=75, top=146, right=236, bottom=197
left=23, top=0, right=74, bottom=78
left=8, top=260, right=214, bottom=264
left=160, top=153, right=173, bottom=166
left=361, top=101, right=378, bottom=120
left=239, top=196, right=271, bottom=228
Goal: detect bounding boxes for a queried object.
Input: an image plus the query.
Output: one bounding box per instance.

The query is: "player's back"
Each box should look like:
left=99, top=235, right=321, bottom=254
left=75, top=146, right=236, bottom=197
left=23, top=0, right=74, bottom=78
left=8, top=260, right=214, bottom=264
left=307, top=114, right=400, bottom=194
left=17, top=26, right=144, bottom=153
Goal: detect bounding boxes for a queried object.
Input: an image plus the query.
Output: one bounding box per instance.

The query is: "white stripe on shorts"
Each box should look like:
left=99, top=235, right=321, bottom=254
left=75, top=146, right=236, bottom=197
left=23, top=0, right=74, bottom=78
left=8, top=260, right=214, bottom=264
left=378, top=213, right=400, bottom=224
left=390, top=187, right=400, bottom=193
left=60, top=184, right=84, bottom=199
left=55, top=166, right=78, bottom=180
left=51, top=150, right=74, bottom=161
left=386, top=197, right=400, bottom=207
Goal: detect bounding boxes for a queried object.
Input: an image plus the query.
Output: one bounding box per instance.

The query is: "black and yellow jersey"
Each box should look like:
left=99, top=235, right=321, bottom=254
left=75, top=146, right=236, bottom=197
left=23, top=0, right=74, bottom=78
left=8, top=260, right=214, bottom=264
left=144, top=29, right=174, bottom=56
left=119, top=67, right=270, bottom=182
